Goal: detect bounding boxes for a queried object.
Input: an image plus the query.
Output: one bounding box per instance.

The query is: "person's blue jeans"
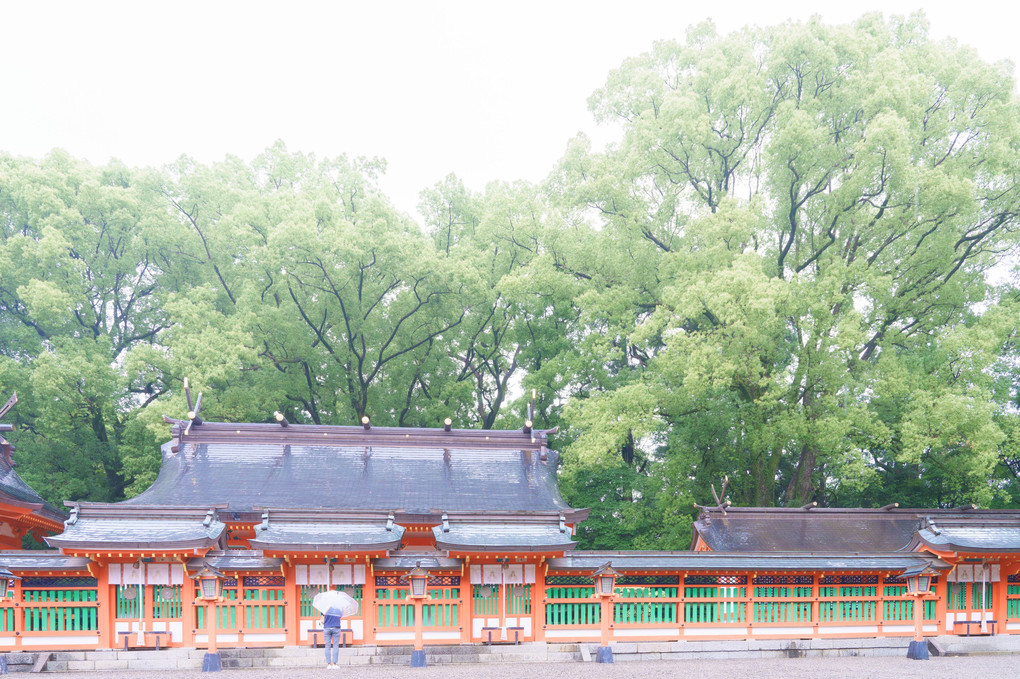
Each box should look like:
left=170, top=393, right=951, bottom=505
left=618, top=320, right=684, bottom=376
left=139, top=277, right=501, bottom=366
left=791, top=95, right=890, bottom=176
left=324, top=626, right=343, bottom=663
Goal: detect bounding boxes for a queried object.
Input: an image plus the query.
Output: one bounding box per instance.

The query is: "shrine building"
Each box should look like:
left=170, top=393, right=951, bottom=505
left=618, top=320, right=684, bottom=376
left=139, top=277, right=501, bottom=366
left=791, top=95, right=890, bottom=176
left=0, top=414, right=1018, bottom=652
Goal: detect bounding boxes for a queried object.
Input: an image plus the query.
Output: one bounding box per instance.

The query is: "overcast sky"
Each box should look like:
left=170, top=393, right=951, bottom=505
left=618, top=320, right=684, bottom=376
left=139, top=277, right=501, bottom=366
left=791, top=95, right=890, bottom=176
left=3, top=1, right=1018, bottom=218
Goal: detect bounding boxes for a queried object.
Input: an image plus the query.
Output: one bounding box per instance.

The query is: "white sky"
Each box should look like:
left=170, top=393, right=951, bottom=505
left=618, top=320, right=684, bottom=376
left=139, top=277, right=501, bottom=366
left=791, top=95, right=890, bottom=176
left=2, top=1, right=1018, bottom=218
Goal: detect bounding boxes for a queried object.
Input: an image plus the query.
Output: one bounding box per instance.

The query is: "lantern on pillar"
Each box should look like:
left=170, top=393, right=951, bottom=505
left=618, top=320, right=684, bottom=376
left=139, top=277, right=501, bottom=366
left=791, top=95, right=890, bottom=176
left=901, top=563, right=940, bottom=661
left=594, top=562, right=620, bottom=596
left=191, top=564, right=227, bottom=600
left=593, top=562, right=620, bottom=664
left=407, top=561, right=429, bottom=599
left=903, top=564, right=937, bottom=595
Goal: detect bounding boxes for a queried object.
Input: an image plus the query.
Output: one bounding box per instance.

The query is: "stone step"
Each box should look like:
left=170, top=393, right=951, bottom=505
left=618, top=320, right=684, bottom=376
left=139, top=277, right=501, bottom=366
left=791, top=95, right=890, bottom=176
left=39, top=643, right=583, bottom=672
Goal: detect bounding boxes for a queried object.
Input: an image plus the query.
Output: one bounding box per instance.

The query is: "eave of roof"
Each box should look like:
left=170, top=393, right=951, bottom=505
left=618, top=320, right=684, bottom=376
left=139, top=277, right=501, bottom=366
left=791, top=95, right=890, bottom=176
left=45, top=505, right=226, bottom=551
left=190, top=551, right=285, bottom=572
left=433, top=523, right=576, bottom=552
left=914, top=526, right=1020, bottom=553
left=0, top=550, right=91, bottom=572
left=548, top=551, right=951, bottom=572
left=250, top=523, right=405, bottom=552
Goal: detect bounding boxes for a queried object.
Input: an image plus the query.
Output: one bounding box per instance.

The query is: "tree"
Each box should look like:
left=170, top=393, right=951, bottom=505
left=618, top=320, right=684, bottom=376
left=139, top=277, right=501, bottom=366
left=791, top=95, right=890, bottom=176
left=555, top=13, right=1020, bottom=518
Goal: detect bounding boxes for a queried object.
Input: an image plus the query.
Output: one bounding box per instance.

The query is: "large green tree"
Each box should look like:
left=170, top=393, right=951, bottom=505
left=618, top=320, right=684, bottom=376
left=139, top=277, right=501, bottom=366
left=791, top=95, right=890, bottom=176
left=554, top=13, right=1020, bottom=527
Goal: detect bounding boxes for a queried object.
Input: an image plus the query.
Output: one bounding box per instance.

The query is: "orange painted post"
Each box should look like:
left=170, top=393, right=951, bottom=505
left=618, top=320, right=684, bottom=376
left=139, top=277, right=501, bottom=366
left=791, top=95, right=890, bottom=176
left=364, top=560, right=377, bottom=646
left=96, top=563, right=112, bottom=650
left=534, top=561, right=547, bottom=643
left=283, top=564, right=299, bottom=647
left=992, top=565, right=1006, bottom=635
left=182, top=568, right=196, bottom=649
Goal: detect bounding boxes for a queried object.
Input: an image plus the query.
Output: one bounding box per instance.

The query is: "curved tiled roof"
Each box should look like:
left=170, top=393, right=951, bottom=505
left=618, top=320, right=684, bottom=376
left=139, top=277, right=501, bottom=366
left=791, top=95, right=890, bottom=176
left=0, top=452, right=65, bottom=527
left=126, top=422, right=575, bottom=516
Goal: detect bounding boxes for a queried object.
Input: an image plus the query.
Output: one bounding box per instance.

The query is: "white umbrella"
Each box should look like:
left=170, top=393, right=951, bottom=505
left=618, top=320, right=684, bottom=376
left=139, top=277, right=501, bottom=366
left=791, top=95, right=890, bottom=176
left=312, top=589, right=358, bottom=617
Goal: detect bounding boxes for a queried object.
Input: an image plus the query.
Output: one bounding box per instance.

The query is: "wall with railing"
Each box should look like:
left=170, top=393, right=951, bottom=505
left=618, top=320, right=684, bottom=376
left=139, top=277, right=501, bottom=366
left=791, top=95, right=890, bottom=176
left=540, top=572, right=950, bottom=641
left=0, top=576, right=100, bottom=649
left=2, top=566, right=1020, bottom=649
left=372, top=575, right=461, bottom=643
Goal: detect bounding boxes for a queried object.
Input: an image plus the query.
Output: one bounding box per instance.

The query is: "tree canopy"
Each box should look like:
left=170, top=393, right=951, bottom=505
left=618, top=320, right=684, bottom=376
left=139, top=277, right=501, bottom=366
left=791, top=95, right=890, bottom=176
left=1, top=13, right=1018, bottom=549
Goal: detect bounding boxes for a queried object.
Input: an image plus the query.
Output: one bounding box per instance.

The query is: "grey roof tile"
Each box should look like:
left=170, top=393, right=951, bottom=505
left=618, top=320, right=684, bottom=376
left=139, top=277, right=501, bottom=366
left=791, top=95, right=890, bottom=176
left=434, top=523, right=575, bottom=551
left=250, top=521, right=404, bottom=551
left=127, top=441, right=570, bottom=515
left=549, top=551, right=950, bottom=572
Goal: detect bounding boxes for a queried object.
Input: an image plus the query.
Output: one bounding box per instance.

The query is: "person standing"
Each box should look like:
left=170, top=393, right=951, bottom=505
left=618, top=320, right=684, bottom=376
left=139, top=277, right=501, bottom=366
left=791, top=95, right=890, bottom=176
left=323, top=608, right=343, bottom=669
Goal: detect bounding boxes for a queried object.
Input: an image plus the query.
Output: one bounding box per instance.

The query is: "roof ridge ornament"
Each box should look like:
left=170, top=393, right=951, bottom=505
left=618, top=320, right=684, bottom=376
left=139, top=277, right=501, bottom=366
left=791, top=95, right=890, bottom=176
left=441, top=512, right=450, bottom=533
left=203, top=508, right=215, bottom=528
left=66, top=505, right=79, bottom=526
left=386, top=512, right=395, bottom=532
left=259, top=510, right=270, bottom=532
left=694, top=476, right=731, bottom=516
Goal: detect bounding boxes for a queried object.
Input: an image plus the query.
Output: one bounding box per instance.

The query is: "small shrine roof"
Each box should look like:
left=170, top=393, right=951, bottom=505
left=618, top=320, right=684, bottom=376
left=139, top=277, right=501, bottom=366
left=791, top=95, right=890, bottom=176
left=127, top=421, right=577, bottom=519
left=373, top=553, right=463, bottom=570
left=45, top=504, right=225, bottom=551
left=691, top=507, right=1020, bottom=554
left=250, top=520, right=404, bottom=552
left=433, top=521, right=576, bottom=552
left=548, top=551, right=950, bottom=572
left=190, top=551, right=285, bottom=572
left=0, top=550, right=91, bottom=572
left=912, top=514, right=1020, bottom=553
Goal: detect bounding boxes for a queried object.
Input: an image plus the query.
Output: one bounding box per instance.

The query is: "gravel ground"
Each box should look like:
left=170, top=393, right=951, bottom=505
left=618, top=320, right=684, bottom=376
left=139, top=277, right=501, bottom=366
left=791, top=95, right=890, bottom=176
left=35, top=655, right=1017, bottom=679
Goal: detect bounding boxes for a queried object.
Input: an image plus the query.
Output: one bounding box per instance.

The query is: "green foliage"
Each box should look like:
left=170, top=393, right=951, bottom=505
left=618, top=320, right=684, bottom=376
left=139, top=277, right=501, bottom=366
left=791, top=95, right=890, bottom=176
left=1, top=13, right=1019, bottom=552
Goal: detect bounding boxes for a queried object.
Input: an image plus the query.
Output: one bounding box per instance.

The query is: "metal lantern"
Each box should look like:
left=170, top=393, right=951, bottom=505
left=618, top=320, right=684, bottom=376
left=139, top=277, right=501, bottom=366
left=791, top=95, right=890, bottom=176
left=190, top=564, right=227, bottom=600
left=902, top=564, right=939, bottom=595
left=593, top=562, right=620, bottom=596
left=0, top=567, right=19, bottom=598
left=407, top=561, right=429, bottom=598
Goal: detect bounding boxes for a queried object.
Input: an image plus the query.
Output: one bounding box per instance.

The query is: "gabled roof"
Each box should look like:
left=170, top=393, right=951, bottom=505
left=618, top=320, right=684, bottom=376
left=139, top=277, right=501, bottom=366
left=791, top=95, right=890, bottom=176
left=910, top=514, right=1020, bottom=553
left=44, top=504, right=226, bottom=552
left=0, top=446, right=65, bottom=529
left=249, top=509, right=404, bottom=552
left=128, top=421, right=578, bottom=518
left=433, top=512, right=579, bottom=552
left=692, top=506, right=1020, bottom=555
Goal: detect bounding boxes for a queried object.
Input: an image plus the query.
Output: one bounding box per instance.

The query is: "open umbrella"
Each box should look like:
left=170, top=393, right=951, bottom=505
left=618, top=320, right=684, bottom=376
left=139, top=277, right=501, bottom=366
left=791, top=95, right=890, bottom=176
left=312, top=589, right=359, bottom=617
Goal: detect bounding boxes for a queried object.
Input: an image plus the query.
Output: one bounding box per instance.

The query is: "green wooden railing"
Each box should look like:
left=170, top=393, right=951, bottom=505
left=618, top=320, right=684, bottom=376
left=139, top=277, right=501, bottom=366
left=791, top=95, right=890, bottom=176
left=753, top=586, right=812, bottom=623
left=153, top=585, right=183, bottom=620
left=972, top=582, right=994, bottom=610
left=1007, top=585, right=1020, bottom=619
left=545, top=586, right=599, bottom=626
left=243, top=587, right=285, bottom=630
left=946, top=583, right=966, bottom=611
left=614, top=586, right=677, bottom=624
left=684, top=586, right=745, bottom=624
left=820, top=586, right=876, bottom=622
left=300, top=585, right=363, bottom=618
left=883, top=586, right=936, bottom=622
left=376, top=587, right=460, bottom=628
left=21, top=589, right=99, bottom=632
left=507, top=584, right=531, bottom=616
left=196, top=588, right=238, bottom=629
